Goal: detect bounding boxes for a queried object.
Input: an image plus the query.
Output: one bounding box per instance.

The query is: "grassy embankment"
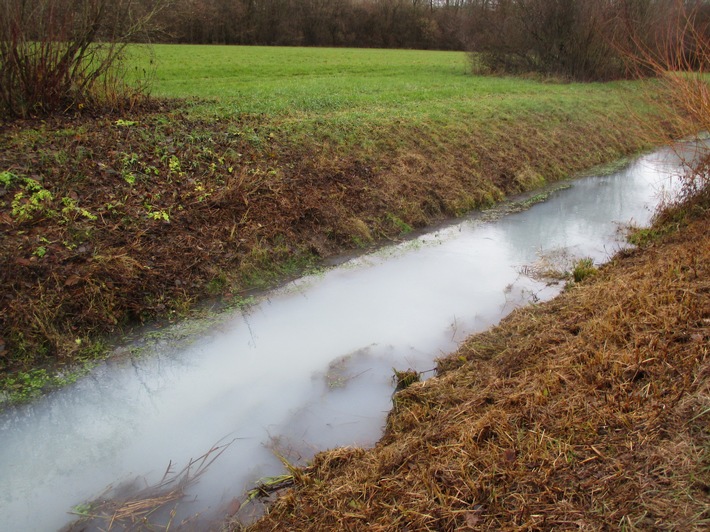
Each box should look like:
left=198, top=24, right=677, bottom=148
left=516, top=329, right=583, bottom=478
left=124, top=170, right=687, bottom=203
left=242, top=185, right=710, bottom=530
left=0, top=45, right=679, bottom=401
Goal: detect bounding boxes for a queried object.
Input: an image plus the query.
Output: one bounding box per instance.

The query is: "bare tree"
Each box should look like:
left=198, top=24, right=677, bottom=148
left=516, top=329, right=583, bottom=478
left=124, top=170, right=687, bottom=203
left=464, top=0, right=705, bottom=81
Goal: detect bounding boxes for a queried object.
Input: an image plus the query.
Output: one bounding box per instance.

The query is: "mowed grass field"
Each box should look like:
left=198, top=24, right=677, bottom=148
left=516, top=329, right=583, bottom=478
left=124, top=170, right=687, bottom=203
left=127, top=45, right=651, bottom=143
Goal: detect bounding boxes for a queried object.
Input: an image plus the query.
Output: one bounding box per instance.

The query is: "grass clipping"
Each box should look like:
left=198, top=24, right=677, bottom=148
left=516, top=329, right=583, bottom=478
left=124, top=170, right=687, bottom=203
left=244, top=197, right=710, bottom=530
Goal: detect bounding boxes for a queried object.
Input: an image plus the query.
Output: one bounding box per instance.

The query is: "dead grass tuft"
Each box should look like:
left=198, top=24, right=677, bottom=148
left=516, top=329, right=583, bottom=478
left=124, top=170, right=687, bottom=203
left=64, top=441, right=232, bottom=531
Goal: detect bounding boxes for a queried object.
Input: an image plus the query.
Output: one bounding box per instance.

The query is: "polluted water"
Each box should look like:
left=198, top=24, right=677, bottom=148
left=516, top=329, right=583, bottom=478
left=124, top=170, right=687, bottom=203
left=0, top=143, right=696, bottom=530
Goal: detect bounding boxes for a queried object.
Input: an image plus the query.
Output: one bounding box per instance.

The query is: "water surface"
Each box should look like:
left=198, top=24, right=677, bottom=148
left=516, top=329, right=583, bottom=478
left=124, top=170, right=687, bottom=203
left=0, top=146, right=690, bottom=530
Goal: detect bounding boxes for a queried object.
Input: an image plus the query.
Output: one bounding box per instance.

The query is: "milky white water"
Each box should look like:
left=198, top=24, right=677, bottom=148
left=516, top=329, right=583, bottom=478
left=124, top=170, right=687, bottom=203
left=0, top=145, right=693, bottom=530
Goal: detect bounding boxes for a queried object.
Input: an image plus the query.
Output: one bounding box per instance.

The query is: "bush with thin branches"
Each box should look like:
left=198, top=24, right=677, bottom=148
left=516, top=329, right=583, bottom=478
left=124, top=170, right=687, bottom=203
left=466, top=0, right=709, bottom=82
left=632, top=0, right=710, bottom=197
left=0, top=0, right=166, bottom=118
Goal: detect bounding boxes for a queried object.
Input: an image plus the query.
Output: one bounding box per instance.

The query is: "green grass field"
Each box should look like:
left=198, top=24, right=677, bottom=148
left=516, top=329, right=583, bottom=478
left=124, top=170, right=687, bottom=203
left=119, top=43, right=667, bottom=166
left=128, top=45, right=647, bottom=137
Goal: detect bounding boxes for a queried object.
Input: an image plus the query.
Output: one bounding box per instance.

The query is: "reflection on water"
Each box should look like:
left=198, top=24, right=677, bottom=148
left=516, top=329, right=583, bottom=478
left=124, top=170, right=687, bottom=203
left=0, top=145, right=689, bottom=531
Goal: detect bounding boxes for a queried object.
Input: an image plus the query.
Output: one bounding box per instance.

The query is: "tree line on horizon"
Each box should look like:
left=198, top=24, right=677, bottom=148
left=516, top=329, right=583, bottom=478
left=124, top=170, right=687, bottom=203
left=1, top=0, right=708, bottom=117
left=155, top=0, right=472, bottom=50
left=155, top=0, right=709, bottom=79
left=154, top=0, right=707, bottom=52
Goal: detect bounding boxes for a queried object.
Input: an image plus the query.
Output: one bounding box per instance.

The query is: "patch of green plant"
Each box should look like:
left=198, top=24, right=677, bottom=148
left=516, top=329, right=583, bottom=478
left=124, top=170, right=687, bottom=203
left=582, top=156, right=634, bottom=178
left=0, top=369, right=51, bottom=403
left=61, top=197, right=97, bottom=221
left=386, top=213, right=413, bottom=235
left=168, top=155, right=182, bottom=175
left=571, top=257, right=597, bottom=283
left=351, top=235, right=369, bottom=248
left=521, top=192, right=550, bottom=208
left=144, top=204, right=170, bottom=222
left=0, top=336, right=108, bottom=409
left=206, top=273, right=228, bottom=295
left=515, top=185, right=572, bottom=210
left=70, top=503, right=94, bottom=517
left=0, top=170, right=18, bottom=187
left=628, top=227, right=666, bottom=246
left=225, top=294, right=257, bottom=312
left=11, top=177, right=55, bottom=222
left=0, top=366, right=84, bottom=406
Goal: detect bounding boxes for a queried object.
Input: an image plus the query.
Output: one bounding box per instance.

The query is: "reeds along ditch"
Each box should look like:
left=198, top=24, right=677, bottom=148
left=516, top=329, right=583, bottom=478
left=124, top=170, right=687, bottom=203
left=242, top=189, right=710, bottom=531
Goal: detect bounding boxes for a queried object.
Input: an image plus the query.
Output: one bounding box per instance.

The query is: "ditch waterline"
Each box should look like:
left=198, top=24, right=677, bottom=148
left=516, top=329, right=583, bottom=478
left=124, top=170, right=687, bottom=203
left=0, top=144, right=695, bottom=530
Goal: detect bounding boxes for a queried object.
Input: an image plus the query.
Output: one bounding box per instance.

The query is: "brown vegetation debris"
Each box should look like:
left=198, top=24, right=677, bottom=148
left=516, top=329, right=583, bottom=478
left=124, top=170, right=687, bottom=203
left=0, top=101, right=657, bottom=374
left=243, top=193, right=709, bottom=531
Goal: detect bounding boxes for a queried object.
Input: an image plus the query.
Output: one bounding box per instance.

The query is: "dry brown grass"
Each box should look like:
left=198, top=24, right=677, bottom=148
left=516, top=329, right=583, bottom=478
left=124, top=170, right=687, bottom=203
left=242, top=192, right=709, bottom=531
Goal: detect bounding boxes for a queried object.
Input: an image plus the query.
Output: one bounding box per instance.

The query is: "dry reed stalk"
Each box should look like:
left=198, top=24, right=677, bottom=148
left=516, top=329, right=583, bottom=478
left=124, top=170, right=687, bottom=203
left=65, top=441, right=233, bottom=531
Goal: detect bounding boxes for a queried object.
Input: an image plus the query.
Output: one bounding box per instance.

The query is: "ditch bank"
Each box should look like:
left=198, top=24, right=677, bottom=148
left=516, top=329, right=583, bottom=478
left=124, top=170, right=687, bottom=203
left=241, top=184, right=709, bottom=531
left=0, top=97, right=681, bottom=396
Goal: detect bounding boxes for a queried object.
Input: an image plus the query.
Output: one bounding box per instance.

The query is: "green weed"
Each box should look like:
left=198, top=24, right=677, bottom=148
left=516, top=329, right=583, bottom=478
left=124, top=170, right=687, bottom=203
left=61, top=197, right=97, bottom=221
left=11, top=178, right=54, bottom=221
left=572, top=257, right=597, bottom=283
left=145, top=204, right=170, bottom=222
left=0, top=170, right=17, bottom=187
left=386, top=213, right=413, bottom=235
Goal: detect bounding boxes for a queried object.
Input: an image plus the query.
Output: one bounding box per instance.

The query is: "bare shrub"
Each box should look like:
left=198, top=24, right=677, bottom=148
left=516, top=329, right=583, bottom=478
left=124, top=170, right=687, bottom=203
left=465, top=0, right=706, bottom=81
left=630, top=1, right=710, bottom=197
left=466, top=0, right=612, bottom=80
left=0, top=0, right=166, bottom=118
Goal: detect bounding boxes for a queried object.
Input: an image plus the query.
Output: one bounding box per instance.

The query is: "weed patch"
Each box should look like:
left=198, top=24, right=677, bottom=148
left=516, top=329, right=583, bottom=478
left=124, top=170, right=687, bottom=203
left=571, top=257, right=596, bottom=283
